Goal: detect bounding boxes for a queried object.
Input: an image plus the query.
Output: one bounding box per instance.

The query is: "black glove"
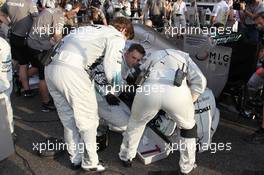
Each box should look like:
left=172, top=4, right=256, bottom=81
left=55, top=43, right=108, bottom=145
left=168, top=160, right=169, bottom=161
left=105, top=93, right=120, bottom=105
left=122, top=6, right=127, bottom=11
left=126, top=64, right=142, bottom=85
left=114, top=7, right=121, bottom=12
left=126, top=75, right=137, bottom=85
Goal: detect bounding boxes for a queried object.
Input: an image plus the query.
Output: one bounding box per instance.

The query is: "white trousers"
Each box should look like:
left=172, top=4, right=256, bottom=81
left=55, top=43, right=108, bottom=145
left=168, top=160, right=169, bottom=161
left=119, top=83, right=196, bottom=173
left=45, top=63, right=99, bottom=168
left=173, top=15, right=186, bottom=28
left=97, top=97, right=130, bottom=132
left=0, top=83, right=14, bottom=134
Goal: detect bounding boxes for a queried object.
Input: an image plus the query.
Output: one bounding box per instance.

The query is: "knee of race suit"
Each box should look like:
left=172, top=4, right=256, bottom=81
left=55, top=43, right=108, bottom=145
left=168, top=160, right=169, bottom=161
left=180, top=124, right=197, bottom=138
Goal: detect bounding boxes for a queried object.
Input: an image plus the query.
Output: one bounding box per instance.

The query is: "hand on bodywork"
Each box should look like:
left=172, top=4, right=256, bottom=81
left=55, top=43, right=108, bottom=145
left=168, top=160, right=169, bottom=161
left=186, top=55, right=207, bottom=103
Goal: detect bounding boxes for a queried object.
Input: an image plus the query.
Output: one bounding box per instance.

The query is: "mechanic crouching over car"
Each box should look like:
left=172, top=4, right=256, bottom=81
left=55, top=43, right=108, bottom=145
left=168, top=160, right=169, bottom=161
left=118, top=49, right=207, bottom=175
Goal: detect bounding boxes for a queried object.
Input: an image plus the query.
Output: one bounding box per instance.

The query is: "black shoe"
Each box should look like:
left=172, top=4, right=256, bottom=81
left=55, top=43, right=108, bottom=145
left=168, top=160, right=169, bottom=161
left=245, top=128, right=264, bottom=144
left=41, top=100, right=56, bottom=112
left=120, top=159, right=132, bottom=167
left=71, top=163, right=82, bottom=170
left=23, top=89, right=35, bottom=97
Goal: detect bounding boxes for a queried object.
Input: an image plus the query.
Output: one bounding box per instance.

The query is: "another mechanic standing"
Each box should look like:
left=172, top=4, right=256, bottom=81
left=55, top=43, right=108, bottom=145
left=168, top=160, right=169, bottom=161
left=44, top=17, right=134, bottom=172
left=119, top=49, right=207, bottom=175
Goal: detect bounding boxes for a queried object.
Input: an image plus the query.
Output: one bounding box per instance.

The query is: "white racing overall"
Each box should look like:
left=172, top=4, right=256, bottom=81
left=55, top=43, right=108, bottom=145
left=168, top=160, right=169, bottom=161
left=45, top=25, right=125, bottom=169
left=119, top=49, right=207, bottom=174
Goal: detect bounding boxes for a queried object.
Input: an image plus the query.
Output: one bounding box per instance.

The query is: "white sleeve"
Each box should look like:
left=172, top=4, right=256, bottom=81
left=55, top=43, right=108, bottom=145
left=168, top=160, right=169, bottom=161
left=103, top=36, right=125, bottom=84
left=186, top=56, right=207, bottom=96
left=211, top=4, right=220, bottom=17
left=0, top=41, right=12, bottom=93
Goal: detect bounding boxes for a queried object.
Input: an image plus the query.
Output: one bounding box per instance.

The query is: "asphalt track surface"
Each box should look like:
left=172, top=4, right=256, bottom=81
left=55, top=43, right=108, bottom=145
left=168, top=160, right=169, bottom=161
left=0, top=92, right=264, bottom=175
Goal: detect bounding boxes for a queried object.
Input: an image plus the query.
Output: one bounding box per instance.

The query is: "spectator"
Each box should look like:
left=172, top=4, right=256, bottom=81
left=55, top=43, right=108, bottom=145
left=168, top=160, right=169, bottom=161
left=88, top=1, right=108, bottom=25
left=64, top=3, right=81, bottom=35
left=131, top=0, right=142, bottom=18
left=240, top=0, right=264, bottom=43
left=141, top=0, right=166, bottom=32
left=254, top=11, right=264, bottom=26
left=77, top=0, right=89, bottom=23
left=164, top=0, right=172, bottom=22
left=103, top=0, right=114, bottom=23
left=112, top=0, right=131, bottom=18
left=91, top=7, right=108, bottom=25
left=172, top=0, right=188, bottom=28
left=210, top=0, right=233, bottom=27
left=188, top=0, right=198, bottom=26
left=26, top=1, right=65, bottom=112
left=41, top=0, right=56, bottom=8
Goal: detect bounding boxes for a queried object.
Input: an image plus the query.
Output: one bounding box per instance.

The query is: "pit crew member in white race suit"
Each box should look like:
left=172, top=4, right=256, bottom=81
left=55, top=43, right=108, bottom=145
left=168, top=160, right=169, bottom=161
left=119, top=49, right=207, bottom=175
left=93, top=43, right=146, bottom=132
left=0, top=37, right=14, bottom=136
left=44, top=17, right=134, bottom=172
left=193, top=88, right=220, bottom=152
